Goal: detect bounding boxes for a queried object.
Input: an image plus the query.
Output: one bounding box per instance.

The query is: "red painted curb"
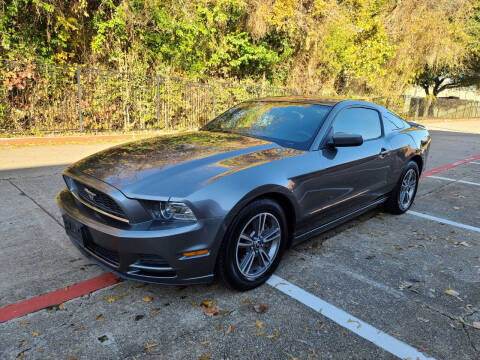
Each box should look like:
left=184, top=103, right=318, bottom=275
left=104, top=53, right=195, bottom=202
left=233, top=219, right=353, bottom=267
left=421, top=154, right=480, bottom=178
left=0, top=273, right=120, bottom=323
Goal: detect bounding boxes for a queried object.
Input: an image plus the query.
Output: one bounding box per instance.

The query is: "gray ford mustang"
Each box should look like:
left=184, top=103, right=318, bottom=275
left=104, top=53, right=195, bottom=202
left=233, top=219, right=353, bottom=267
left=57, top=97, right=430, bottom=290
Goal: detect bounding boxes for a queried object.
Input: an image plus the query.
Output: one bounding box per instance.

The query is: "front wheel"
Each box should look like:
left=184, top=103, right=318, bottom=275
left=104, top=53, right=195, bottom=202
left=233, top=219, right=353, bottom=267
left=217, top=198, right=287, bottom=291
left=385, top=160, right=419, bottom=214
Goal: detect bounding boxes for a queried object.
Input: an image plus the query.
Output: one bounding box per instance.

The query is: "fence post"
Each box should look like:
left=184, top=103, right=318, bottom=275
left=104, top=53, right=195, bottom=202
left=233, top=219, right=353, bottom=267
left=211, top=87, right=216, bottom=120
left=156, top=74, right=161, bottom=128
left=76, top=64, right=83, bottom=132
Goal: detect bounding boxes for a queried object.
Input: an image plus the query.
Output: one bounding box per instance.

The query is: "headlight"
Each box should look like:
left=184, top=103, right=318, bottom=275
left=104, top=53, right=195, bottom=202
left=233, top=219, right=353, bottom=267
left=142, top=201, right=197, bottom=222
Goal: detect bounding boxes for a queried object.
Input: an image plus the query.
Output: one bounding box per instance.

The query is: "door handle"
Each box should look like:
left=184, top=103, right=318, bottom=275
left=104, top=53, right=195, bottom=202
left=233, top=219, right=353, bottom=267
left=379, top=148, right=389, bottom=158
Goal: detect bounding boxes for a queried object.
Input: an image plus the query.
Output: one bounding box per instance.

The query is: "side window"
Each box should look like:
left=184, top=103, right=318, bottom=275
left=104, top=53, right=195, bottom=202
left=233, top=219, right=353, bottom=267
left=332, top=107, right=382, bottom=141
left=383, top=112, right=407, bottom=133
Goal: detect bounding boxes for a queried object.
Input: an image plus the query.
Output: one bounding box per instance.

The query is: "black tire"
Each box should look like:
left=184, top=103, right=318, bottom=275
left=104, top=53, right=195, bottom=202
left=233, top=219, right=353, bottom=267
left=217, top=198, right=288, bottom=291
left=385, top=160, right=419, bottom=214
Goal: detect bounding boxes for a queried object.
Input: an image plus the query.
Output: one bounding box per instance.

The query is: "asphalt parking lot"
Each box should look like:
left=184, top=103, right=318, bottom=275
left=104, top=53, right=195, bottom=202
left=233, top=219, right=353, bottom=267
left=0, top=130, right=479, bottom=360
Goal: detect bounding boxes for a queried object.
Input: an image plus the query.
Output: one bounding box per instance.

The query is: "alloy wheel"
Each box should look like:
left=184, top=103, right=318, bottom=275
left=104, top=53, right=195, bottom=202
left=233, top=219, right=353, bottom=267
left=399, top=168, right=417, bottom=210
left=235, top=212, right=281, bottom=280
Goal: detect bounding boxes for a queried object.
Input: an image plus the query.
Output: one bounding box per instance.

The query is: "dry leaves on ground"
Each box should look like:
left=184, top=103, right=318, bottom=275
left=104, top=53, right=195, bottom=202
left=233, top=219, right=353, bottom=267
left=445, top=289, right=461, bottom=299
left=226, top=325, right=235, bottom=334
left=198, top=352, right=212, bottom=360
left=102, top=296, right=116, bottom=303
left=203, top=306, right=219, bottom=316
left=255, top=320, right=263, bottom=329
left=71, top=327, right=84, bottom=334
left=201, top=300, right=219, bottom=316
left=142, top=296, right=153, bottom=302
left=266, top=329, right=279, bottom=339
left=146, top=343, right=157, bottom=353
left=253, top=303, right=268, bottom=314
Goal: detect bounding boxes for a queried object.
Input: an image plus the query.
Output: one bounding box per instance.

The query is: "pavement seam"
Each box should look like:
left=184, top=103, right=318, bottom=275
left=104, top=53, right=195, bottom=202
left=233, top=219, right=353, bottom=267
left=6, top=179, right=64, bottom=229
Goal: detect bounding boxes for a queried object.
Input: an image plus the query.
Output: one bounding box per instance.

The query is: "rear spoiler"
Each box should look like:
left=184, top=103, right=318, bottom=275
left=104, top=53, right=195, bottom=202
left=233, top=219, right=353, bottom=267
left=407, top=121, right=425, bottom=129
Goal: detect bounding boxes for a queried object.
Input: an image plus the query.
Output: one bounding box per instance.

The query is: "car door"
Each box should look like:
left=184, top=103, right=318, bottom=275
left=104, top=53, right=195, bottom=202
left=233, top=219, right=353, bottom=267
left=298, top=106, right=393, bottom=232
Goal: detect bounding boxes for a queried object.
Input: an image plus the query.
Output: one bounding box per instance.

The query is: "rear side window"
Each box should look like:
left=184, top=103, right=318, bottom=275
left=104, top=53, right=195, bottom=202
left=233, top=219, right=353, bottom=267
left=332, top=107, right=382, bottom=141
left=383, top=112, right=408, bottom=133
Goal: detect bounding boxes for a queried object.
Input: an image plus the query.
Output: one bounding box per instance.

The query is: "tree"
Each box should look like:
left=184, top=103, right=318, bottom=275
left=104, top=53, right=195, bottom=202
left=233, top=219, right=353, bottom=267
left=414, top=64, right=480, bottom=97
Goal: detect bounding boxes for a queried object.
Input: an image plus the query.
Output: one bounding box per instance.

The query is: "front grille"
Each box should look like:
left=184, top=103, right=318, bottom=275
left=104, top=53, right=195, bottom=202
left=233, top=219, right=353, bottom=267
left=73, top=180, right=126, bottom=219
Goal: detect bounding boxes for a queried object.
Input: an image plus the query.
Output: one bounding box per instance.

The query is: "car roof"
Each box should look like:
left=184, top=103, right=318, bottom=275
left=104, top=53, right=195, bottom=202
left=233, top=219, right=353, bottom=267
left=252, top=96, right=367, bottom=106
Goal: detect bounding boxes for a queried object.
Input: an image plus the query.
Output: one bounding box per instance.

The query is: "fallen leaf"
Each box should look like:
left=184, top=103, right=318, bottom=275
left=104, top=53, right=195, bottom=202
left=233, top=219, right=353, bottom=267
left=19, top=339, right=27, bottom=348
left=150, top=309, right=160, bottom=317
left=226, top=325, right=235, bottom=334
left=242, top=297, right=249, bottom=304
left=201, top=300, right=214, bottom=308
left=317, top=322, right=326, bottom=329
left=267, top=329, right=279, bottom=339
left=215, top=322, right=221, bottom=331
left=255, top=319, right=263, bottom=329
left=203, top=306, right=219, bottom=317
left=16, top=352, right=24, bottom=360
left=71, top=327, right=84, bottom=334
left=146, top=343, right=157, bottom=353
left=31, top=331, right=39, bottom=336
left=142, top=296, right=153, bottom=302
left=58, top=303, right=64, bottom=310
left=473, top=321, right=480, bottom=329
left=200, top=340, right=211, bottom=345
left=445, top=289, right=460, bottom=297
left=253, top=303, right=268, bottom=314
left=198, top=352, right=212, bottom=360
left=68, top=356, right=77, bottom=360
left=19, top=321, right=30, bottom=326
left=102, top=296, right=116, bottom=303
left=256, top=331, right=265, bottom=336
left=190, top=301, right=198, bottom=307
left=219, top=309, right=230, bottom=316
left=347, top=318, right=361, bottom=329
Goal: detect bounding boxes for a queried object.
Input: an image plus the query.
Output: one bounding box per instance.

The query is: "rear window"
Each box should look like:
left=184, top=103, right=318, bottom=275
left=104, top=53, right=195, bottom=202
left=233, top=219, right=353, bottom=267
left=203, top=101, right=332, bottom=150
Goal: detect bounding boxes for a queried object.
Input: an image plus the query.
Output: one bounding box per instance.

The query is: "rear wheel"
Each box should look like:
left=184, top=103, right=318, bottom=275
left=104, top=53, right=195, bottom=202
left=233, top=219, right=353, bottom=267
left=217, top=198, right=287, bottom=291
left=385, top=161, right=419, bottom=214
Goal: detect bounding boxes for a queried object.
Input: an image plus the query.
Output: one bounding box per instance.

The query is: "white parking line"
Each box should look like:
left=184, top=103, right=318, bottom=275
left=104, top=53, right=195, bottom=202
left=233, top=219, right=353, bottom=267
left=427, top=175, right=480, bottom=187
left=407, top=210, right=480, bottom=233
left=267, top=275, right=435, bottom=360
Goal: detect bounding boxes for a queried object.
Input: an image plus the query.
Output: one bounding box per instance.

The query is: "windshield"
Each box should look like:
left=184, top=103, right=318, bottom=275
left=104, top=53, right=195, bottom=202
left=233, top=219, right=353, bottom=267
left=203, top=101, right=332, bottom=150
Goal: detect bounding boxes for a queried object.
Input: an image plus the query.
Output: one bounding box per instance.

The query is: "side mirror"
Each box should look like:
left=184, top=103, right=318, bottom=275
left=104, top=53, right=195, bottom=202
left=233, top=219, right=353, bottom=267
left=328, top=133, right=363, bottom=147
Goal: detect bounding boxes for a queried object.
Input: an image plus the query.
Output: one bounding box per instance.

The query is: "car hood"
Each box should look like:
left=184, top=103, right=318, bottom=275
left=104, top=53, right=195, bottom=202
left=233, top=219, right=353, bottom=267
left=67, top=131, right=303, bottom=199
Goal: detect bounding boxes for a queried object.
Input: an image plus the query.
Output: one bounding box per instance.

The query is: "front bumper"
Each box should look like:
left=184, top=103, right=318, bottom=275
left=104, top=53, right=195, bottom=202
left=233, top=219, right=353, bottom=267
left=57, top=188, right=223, bottom=285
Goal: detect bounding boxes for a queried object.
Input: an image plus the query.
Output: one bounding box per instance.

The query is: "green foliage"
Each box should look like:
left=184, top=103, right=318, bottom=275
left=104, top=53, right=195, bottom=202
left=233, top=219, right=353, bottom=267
left=0, top=0, right=478, bottom=113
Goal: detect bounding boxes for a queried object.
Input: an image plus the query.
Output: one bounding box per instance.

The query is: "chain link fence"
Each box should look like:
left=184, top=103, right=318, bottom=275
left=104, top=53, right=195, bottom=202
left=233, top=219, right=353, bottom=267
left=1, top=60, right=479, bottom=135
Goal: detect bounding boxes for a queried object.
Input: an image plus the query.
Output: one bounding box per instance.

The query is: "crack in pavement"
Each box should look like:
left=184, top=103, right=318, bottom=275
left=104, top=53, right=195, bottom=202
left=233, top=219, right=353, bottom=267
left=6, top=179, right=63, bottom=229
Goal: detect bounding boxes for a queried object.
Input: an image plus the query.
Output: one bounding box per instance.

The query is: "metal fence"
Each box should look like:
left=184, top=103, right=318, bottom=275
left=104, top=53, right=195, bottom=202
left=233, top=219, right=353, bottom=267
left=0, top=60, right=295, bottom=134
left=1, top=60, right=479, bottom=135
